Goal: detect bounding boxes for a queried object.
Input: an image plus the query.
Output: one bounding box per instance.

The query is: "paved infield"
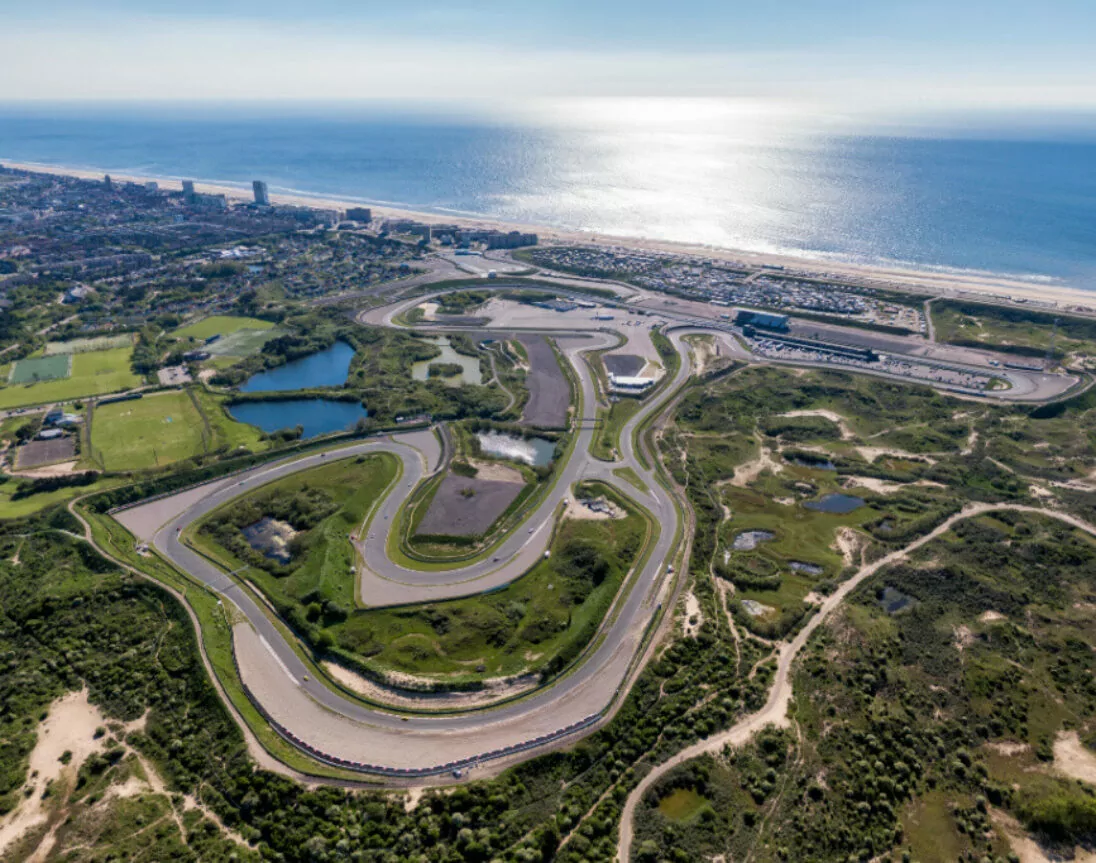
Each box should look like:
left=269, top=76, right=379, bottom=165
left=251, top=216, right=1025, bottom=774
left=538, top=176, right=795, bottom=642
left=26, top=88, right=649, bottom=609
left=516, top=335, right=571, bottom=428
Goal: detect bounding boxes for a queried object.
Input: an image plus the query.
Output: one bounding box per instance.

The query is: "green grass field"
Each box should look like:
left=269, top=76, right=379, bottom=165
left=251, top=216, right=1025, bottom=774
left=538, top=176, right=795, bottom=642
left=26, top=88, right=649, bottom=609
left=9, top=353, right=70, bottom=384
left=192, top=455, right=400, bottom=613
left=591, top=397, right=641, bottom=460
left=44, top=333, right=134, bottom=355
left=204, top=327, right=282, bottom=357
left=0, top=475, right=119, bottom=519
left=191, top=388, right=268, bottom=454
left=91, top=391, right=208, bottom=470
left=173, top=315, right=274, bottom=340
left=0, top=348, right=142, bottom=409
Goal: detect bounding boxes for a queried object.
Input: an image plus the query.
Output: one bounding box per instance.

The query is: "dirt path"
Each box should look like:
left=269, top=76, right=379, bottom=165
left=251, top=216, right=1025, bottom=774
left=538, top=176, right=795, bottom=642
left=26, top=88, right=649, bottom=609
left=616, top=502, right=1096, bottom=861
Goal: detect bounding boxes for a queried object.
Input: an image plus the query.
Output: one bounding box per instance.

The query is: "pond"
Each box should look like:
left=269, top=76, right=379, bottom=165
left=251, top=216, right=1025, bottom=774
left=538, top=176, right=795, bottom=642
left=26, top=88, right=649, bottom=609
left=878, top=586, right=916, bottom=614
left=228, top=398, right=368, bottom=439
left=241, top=517, right=296, bottom=564
left=732, top=529, right=775, bottom=551
left=240, top=340, right=356, bottom=392
left=657, top=788, right=709, bottom=822
left=411, top=336, right=483, bottom=386
left=805, top=493, right=866, bottom=514
left=476, top=431, right=555, bottom=467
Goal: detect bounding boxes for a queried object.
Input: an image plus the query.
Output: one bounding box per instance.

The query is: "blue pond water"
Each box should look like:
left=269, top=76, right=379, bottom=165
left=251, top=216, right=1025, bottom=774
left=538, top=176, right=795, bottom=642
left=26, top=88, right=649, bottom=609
left=805, top=493, right=866, bottom=514
left=240, top=341, right=356, bottom=393
left=228, top=398, right=368, bottom=439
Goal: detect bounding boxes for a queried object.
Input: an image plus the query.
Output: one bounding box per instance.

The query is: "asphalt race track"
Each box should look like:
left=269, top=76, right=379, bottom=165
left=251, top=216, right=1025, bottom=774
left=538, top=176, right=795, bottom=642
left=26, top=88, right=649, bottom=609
left=109, top=281, right=1084, bottom=781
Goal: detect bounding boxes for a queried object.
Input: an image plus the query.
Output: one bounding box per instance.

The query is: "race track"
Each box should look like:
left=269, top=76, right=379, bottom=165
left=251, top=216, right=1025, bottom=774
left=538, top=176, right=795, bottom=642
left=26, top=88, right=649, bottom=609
left=113, top=317, right=695, bottom=778
left=107, top=279, right=1082, bottom=782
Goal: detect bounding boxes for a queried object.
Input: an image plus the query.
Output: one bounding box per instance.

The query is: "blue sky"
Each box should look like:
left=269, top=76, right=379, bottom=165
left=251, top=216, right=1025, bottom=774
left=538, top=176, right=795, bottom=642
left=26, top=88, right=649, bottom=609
left=2, top=0, right=1094, bottom=112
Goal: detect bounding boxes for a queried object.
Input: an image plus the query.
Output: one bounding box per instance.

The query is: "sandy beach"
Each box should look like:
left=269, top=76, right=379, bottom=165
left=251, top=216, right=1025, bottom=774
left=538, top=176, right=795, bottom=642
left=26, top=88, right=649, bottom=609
left=5, top=159, right=1094, bottom=310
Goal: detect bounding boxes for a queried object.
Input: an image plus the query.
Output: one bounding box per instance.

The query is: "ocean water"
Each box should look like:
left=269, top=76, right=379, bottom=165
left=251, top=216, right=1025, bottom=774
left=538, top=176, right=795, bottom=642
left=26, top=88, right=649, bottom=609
left=1, top=102, right=1093, bottom=285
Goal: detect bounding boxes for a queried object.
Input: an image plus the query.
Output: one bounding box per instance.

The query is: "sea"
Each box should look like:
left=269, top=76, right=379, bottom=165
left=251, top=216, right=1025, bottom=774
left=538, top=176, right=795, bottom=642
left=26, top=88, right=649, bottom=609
left=1, top=101, right=1093, bottom=286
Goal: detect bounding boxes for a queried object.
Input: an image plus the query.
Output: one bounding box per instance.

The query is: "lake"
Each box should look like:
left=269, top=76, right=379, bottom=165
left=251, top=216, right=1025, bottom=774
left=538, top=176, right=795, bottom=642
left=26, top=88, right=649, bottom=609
left=476, top=431, right=555, bottom=467
left=228, top=398, right=368, bottom=439
left=240, top=340, right=356, bottom=392
left=411, top=336, right=482, bottom=386
left=805, top=493, right=866, bottom=514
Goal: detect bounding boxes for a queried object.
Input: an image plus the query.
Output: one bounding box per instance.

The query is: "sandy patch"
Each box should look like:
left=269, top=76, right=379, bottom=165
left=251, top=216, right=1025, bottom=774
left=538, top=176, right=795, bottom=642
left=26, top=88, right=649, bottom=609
left=991, top=808, right=1096, bottom=863
left=779, top=409, right=856, bottom=440
left=854, top=446, right=937, bottom=465
left=953, top=624, right=974, bottom=652
left=833, top=527, right=865, bottom=567
left=567, top=496, right=624, bottom=521
left=980, top=610, right=1007, bottom=623
left=404, top=787, right=426, bottom=812
left=467, top=459, right=525, bottom=484
left=962, top=429, right=980, bottom=455
left=682, top=591, right=703, bottom=638
left=987, top=740, right=1029, bottom=756
left=11, top=460, right=80, bottom=479
left=686, top=335, right=717, bottom=377
left=0, top=689, right=252, bottom=860
left=420, top=302, right=439, bottom=321
left=840, top=476, right=947, bottom=495
left=1053, top=731, right=1096, bottom=786
left=725, top=446, right=783, bottom=488
left=0, top=688, right=107, bottom=861
left=323, top=661, right=538, bottom=709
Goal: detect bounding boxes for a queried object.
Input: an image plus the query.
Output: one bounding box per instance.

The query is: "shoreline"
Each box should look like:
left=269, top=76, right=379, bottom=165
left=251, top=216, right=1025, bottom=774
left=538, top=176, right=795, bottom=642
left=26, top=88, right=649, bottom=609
left=5, top=158, right=1095, bottom=310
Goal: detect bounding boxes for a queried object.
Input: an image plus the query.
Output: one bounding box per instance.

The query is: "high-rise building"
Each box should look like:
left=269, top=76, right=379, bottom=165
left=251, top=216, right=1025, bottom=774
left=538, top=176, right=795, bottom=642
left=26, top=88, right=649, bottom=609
left=252, top=180, right=269, bottom=206
left=346, top=207, right=372, bottom=222
left=103, top=174, right=113, bottom=189
left=181, top=180, right=195, bottom=199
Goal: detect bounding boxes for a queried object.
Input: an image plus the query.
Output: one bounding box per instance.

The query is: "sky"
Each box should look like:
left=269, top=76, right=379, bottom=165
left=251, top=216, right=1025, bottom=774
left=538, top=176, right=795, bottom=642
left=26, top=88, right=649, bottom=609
left=1, top=0, right=1094, bottom=115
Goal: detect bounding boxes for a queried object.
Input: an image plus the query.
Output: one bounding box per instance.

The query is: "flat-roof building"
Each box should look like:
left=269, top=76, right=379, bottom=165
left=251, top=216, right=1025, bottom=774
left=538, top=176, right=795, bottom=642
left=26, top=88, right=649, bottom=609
left=735, top=310, right=790, bottom=332
left=609, top=374, right=655, bottom=393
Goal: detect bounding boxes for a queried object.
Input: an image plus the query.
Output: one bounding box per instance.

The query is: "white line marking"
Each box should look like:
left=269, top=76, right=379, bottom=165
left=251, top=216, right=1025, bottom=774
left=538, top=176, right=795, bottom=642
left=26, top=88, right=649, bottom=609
left=260, top=634, right=300, bottom=686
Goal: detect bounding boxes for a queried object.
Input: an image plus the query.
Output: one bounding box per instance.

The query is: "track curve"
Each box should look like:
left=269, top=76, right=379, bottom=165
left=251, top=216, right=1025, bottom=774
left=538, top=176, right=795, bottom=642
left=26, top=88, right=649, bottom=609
left=113, top=319, right=696, bottom=778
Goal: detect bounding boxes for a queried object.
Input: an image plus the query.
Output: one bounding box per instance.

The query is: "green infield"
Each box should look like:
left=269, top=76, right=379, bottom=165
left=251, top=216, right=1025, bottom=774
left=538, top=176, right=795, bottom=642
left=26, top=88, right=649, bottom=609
left=44, top=333, right=135, bottom=355
left=90, top=391, right=208, bottom=470
left=193, top=452, right=400, bottom=613
left=173, top=315, right=275, bottom=340
left=191, top=460, right=651, bottom=685
left=334, top=481, right=650, bottom=682
left=9, top=354, right=71, bottom=384
left=0, top=348, right=142, bottom=409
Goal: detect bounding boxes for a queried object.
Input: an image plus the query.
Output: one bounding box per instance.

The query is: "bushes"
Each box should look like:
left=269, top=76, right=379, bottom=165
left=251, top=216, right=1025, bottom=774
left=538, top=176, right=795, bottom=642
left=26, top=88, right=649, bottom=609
left=1017, top=785, right=1096, bottom=843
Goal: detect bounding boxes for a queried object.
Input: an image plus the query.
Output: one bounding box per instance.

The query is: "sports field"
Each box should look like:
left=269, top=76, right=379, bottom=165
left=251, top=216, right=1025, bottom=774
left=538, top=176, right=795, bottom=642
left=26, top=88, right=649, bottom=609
left=0, top=348, right=142, bottom=409
left=9, top=354, right=71, bottom=384
left=173, top=315, right=274, bottom=340
left=205, top=327, right=282, bottom=357
left=91, top=391, right=207, bottom=470
left=44, top=333, right=134, bottom=355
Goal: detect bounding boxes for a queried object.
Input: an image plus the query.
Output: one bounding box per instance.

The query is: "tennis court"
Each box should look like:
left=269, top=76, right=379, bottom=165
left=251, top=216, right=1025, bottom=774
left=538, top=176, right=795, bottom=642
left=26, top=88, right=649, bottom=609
left=9, top=354, right=72, bottom=384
